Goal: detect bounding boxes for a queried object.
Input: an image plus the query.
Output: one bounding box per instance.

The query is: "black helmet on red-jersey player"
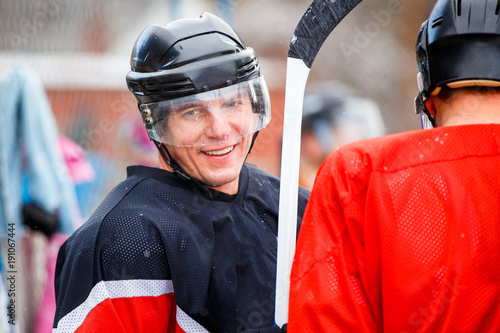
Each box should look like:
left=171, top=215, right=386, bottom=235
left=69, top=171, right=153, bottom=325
left=415, top=0, right=500, bottom=128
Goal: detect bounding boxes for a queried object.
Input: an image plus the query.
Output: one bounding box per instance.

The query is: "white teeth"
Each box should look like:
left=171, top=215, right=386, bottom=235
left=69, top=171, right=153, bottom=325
left=204, top=146, right=234, bottom=156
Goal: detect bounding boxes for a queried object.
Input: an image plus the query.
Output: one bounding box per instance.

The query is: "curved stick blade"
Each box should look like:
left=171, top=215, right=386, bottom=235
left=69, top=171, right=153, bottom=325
left=289, top=0, right=363, bottom=68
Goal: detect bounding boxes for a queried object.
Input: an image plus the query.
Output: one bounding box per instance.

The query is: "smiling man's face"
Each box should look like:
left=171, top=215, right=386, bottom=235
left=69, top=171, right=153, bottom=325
left=161, top=89, right=255, bottom=195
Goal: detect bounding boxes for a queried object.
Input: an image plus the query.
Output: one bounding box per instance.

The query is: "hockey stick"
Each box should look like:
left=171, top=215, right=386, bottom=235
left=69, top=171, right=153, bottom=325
left=275, top=0, right=363, bottom=326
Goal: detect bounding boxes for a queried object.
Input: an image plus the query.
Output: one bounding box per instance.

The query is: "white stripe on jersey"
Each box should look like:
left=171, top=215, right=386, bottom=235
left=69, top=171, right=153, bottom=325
left=54, top=279, right=209, bottom=333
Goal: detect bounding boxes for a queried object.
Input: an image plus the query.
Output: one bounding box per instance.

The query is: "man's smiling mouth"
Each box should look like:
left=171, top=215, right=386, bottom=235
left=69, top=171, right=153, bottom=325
left=203, top=145, right=235, bottom=156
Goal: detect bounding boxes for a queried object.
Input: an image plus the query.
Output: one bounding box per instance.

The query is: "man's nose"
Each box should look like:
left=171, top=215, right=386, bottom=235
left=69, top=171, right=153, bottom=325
left=206, top=111, right=232, bottom=139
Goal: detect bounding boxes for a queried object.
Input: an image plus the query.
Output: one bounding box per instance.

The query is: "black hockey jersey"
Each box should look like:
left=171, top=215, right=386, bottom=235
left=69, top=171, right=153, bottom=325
left=53, top=164, right=309, bottom=332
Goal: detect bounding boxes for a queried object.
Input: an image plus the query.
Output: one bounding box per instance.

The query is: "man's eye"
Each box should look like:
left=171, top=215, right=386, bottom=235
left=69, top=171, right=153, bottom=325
left=182, top=109, right=202, bottom=118
left=224, top=99, right=242, bottom=108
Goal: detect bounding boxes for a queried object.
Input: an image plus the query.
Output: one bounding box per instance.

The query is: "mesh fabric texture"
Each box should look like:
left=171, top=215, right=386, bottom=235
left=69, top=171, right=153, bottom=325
left=289, top=124, right=500, bottom=333
left=55, top=164, right=309, bottom=332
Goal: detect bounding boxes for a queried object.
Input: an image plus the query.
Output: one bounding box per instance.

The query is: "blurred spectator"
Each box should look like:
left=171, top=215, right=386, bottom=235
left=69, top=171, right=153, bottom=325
left=300, top=82, right=386, bottom=189
left=0, top=66, right=82, bottom=333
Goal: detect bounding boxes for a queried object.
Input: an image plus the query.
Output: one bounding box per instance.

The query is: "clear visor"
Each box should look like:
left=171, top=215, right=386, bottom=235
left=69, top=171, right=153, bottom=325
left=141, top=77, right=271, bottom=147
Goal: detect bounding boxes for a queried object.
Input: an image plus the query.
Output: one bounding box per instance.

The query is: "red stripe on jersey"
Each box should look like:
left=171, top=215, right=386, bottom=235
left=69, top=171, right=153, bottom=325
left=55, top=280, right=209, bottom=333
left=75, top=294, right=178, bottom=333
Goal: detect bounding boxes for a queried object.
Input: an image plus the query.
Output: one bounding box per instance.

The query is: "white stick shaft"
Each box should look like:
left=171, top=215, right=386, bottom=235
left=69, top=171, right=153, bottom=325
left=275, top=57, right=310, bottom=327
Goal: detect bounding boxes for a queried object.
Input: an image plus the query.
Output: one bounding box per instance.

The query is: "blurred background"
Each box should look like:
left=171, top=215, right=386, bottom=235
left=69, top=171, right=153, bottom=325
left=0, top=0, right=436, bottom=195
left=0, top=0, right=435, bottom=331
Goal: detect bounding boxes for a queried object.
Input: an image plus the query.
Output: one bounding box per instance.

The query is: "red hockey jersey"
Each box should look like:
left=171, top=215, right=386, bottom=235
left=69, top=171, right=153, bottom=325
left=289, top=124, right=500, bottom=332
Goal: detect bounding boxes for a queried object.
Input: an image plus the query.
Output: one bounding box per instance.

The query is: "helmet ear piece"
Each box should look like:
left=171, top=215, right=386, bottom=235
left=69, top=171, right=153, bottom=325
left=415, top=20, right=430, bottom=98
left=414, top=20, right=435, bottom=127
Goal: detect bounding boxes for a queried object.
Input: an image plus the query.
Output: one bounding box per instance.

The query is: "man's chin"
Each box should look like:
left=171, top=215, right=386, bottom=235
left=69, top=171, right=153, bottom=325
left=206, top=178, right=236, bottom=188
left=204, top=174, right=240, bottom=191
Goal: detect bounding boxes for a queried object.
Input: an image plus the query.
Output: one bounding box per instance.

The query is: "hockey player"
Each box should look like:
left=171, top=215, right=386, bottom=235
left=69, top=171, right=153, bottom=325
left=299, top=82, right=386, bottom=189
left=288, top=0, right=500, bottom=332
left=53, top=13, right=308, bottom=332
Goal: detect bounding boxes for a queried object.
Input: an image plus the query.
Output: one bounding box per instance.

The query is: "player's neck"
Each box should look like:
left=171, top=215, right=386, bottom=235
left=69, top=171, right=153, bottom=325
left=435, top=93, right=500, bottom=127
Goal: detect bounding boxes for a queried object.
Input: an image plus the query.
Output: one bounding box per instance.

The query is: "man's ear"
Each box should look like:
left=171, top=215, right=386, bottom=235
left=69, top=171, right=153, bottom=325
left=425, top=96, right=437, bottom=116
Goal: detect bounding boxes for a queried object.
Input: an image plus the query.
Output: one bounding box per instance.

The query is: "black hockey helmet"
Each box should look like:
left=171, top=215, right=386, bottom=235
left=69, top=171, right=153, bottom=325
left=415, top=0, right=500, bottom=128
left=126, top=12, right=271, bottom=146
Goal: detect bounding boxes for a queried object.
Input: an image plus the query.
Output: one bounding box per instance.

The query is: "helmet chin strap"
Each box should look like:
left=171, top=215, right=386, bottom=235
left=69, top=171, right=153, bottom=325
left=154, top=141, right=214, bottom=198
left=415, top=73, right=436, bottom=128
left=246, top=131, right=259, bottom=161
left=415, top=92, right=436, bottom=128
left=153, top=132, right=259, bottom=198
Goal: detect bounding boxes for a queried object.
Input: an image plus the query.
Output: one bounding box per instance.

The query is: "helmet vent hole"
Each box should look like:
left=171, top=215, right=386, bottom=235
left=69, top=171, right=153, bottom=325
left=453, top=0, right=463, bottom=16
left=457, top=0, right=462, bottom=16
left=431, top=17, right=444, bottom=28
left=237, top=59, right=259, bottom=80
left=496, top=1, right=500, bottom=15
left=144, top=79, right=195, bottom=95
